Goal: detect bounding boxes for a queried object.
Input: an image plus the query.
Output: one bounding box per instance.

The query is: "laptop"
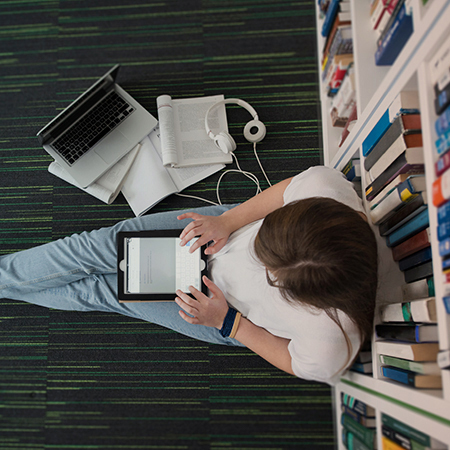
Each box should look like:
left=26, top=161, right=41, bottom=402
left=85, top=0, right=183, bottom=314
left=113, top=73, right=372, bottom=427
left=36, top=65, right=158, bottom=188
left=117, top=230, right=208, bottom=302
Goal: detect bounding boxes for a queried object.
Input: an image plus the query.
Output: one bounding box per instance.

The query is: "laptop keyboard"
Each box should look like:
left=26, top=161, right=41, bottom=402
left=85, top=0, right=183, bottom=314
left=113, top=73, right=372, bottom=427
left=51, top=91, right=135, bottom=165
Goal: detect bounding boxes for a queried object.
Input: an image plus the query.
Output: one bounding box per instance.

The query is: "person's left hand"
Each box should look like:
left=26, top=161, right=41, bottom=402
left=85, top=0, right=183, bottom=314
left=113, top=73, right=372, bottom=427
left=175, top=276, right=229, bottom=329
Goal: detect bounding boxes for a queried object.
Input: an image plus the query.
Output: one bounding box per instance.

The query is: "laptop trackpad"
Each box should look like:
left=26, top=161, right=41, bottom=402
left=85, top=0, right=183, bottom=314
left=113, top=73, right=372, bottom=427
left=95, top=131, right=133, bottom=164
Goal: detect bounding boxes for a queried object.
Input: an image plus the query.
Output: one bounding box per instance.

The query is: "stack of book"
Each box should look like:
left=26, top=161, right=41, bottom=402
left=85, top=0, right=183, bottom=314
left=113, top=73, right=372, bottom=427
left=370, top=0, right=414, bottom=66
left=381, top=414, right=447, bottom=449
left=350, top=343, right=373, bottom=375
left=318, top=0, right=356, bottom=141
left=376, top=297, right=442, bottom=389
left=362, top=90, right=432, bottom=285
left=340, top=393, right=377, bottom=450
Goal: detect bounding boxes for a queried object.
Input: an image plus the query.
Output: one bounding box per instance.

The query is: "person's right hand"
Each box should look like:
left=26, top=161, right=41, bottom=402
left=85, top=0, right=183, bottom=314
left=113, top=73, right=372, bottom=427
left=177, top=212, right=233, bottom=255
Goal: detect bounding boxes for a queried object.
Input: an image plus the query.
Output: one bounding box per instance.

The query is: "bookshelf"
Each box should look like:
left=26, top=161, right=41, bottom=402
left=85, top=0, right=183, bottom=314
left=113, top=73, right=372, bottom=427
left=315, top=0, right=450, bottom=448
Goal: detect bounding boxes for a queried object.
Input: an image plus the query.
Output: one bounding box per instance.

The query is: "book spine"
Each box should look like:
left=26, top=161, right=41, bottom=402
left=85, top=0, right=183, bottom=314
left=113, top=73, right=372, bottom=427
left=381, top=414, right=432, bottom=447
left=391, top=228, right=431, bottom=260
left=386, top=208, right=429, bottom=247
left=435, top=103, right=450, bottom=136
left=435, top=151, right=450, bottom=177
left=403, top=260, right=433, bottom=284
left=375, top=4, right=413, bottom=66
left=398, top=246, right=432, bottom=271
left=435, top=129, right=450, bottom=156
left=341, top=414, right=375, bottom=449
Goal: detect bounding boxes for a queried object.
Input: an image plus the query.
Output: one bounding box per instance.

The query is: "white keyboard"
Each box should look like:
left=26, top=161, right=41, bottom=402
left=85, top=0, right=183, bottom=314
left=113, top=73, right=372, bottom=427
left=175, top=239, right=200, bottom=292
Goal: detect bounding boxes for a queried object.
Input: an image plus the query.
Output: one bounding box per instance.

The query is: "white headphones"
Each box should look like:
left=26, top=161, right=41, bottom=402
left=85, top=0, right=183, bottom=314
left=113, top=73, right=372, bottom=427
left=204, top=98, right=266, bottom=154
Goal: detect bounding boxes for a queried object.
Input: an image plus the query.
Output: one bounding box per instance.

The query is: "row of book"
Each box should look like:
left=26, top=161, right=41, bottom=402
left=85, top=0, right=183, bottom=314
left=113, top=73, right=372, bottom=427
left=362, top=90, right=431, bottom=286
left=430, top=34, right=450, bottom=305
left=341, top=393, right=447, bottom=449
left=353, top=86, right=446, bottom=389
left=317, top=0, right=357, bottom=147
left=370, top=0, right=413, bottom=66
left=377, top=294, right=442, bottom=389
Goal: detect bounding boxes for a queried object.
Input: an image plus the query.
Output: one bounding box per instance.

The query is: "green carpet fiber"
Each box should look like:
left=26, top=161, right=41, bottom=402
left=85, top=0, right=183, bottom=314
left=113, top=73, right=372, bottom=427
left=0, top=1, right=333, bottom=448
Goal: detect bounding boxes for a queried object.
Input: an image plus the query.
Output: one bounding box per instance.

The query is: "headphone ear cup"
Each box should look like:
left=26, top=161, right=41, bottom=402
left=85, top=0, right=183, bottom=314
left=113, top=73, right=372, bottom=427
left=214, top=131, right=237, bottom=154
left=243, top=119, right=266, bottom=143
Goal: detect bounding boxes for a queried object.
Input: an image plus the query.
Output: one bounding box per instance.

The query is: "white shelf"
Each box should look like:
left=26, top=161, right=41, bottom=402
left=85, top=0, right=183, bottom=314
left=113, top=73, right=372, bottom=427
left=316, top=0, right=450, bottom=445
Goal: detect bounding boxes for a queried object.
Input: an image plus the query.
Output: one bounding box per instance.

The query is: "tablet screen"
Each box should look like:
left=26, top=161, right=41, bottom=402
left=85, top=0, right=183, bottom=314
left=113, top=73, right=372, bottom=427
left=125, top=236, right=201, bottom=294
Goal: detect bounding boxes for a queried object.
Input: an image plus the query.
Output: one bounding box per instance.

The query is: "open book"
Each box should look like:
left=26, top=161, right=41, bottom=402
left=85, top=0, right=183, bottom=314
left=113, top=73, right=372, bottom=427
left=48, top=143, right=141, bottom=204
left=121, top=127, right=224, bottom=216
left=157, top=94, right=233, bottom=168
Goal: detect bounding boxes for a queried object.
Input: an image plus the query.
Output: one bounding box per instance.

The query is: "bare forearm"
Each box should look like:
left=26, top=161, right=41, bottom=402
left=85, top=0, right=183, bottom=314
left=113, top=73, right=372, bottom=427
left=234, top=317, right=294, bottom=376
left=220, top=177, right=292, bottom=234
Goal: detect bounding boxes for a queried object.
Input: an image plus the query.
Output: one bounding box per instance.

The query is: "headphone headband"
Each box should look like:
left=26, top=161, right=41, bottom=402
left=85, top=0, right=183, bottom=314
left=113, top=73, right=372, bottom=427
left=205, top=98, right=259, bottom=139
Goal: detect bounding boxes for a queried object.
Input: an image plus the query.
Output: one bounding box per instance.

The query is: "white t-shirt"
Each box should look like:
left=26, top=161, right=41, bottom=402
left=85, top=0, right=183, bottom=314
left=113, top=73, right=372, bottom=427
left=209, top=166, right=366, bottom=385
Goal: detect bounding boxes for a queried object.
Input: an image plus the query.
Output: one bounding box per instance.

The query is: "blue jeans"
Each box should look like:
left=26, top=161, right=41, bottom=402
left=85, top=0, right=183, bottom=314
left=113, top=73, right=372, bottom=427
left=0, top=204, right=245, bottom=347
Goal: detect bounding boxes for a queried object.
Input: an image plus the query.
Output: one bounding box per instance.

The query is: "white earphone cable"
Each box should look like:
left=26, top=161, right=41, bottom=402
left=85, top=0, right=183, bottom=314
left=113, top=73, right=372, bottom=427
left=175, top=144, right=270, bottom=206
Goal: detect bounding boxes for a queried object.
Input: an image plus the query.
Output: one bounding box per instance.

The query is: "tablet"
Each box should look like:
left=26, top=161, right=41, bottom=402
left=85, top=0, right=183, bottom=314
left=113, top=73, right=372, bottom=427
left=117, top=230, right=208, bottom=302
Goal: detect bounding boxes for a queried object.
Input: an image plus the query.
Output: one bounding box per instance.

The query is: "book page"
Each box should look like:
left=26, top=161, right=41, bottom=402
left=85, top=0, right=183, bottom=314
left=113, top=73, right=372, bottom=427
left=157, top=94, right=232, bottom=168
left=48, top=144, right=140, bottom=204
left=173, top=95, right=233, bottom=167
left=156, top=95, right=178, bottom=167
left=149, top=127, right=224, bottom=192
left=121, top=134, right=178, bottom=217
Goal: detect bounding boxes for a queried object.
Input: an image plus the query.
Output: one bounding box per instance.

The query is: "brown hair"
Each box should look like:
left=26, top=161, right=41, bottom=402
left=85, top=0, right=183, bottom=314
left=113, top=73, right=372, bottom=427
left=253, top=197, right=378, bottom=372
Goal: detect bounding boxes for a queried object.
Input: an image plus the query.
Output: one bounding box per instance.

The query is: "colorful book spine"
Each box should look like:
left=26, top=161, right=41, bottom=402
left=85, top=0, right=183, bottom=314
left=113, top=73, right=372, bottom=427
left=386, top=208, right=429, bottom=247
left=375, top=4, right=414, bottom=66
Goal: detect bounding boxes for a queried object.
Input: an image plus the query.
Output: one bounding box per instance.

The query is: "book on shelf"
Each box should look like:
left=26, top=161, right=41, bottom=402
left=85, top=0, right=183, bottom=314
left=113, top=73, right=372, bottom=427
left=341, top=393, right=375, bottom=416
left=365, top=150, right=424, bottom=202
left=380, top=435, right=405, bottom=450
left=381, top=366, right=442, bottom=389
left=323, top=53, right=353, bottom=90
left=330, top=67, right=356, bottom=126
left=321, top=0, right=343, bottom=37
left=350, top=360, right=373, bottom=374
left=374, top=0, right=402, bottom=39
left=435, top=103, right=450, bottom=137
left=433, top=171, right=450, bottom=208
left=341, top=405, right=376, bottom=428
left=435, top=128, right=450, bottom=156
left=401, top=277, right=435, bottom=300
left=392, top=228, right=431, bottom=261
left=379, top=354, right=440, bottom=376
left=156, top=94, right=233, bottom=168
left=342, top=429, right=373, bottom=450
left=380, top=296, right=436, bottom=323
left=375, top=341, right=439, bottom=361
left=121, top=131, right=223, bottom=217
left=321, top=15, right=351, bottom=63
left=339, top=101, right=357, bottom=147
left=375, top=323, right=438, bottom=343
left=341, top=414, right=376, bottom=450
left=382, top=414, right=447, bottom=449
left=403, top=260, right=433, bottom=284
left=398, top=246, right=432, bottom=272
left=362, top=90, right=420, bottom=157
left=369, top=175, right=426, bottom=225
left=342, top=158, right=361, bottom=181
left=375, top=1, right=413, bottom=67
left=364, top=113, right=422, bottom=173
left=385, top=207, right=429, bottom=248
left=378, top=191, right=428, bottom=237
left=438, top=349, right=450, bottom=370
left=435, top=82, right=450, bottom=116
left=430, top=34, right=450, bottom=96
left=435, top=150, right=450, bottom=177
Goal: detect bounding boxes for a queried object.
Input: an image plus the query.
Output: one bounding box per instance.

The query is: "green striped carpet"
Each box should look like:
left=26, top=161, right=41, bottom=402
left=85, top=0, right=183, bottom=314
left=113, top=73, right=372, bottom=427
left=0, top=1, right=332, bottom=448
